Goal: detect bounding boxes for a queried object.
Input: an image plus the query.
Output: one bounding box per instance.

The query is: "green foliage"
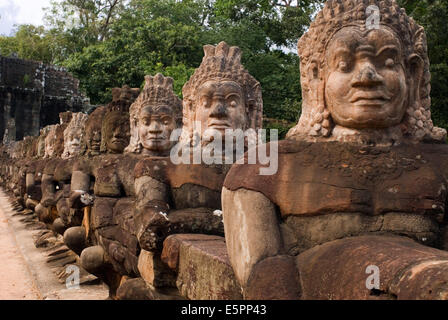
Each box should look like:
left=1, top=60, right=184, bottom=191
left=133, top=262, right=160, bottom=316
left=397, top=0, right=448, bottom=132
left=1, top=0, right=446, bottom=131
left=0, top=25, right=54, bottom=63
left=62, top=0, right=206, bottom=103
left=264, top=119, right=295, bottom=141
left=23, top=74, right=30, bottom=86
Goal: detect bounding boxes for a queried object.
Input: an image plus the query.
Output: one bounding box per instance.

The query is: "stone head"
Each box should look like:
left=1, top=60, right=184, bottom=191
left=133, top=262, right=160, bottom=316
left=84, top=106, right=107, bottom=156
left=287, top=0, right=446, bottom=145
left=24, top=136, right=38, bottom=158
left=100, top=110, right=131, bottom=154
left=125, top=74, right=182, bottom=156
left=37, top=126, right=52, bottom=158
left=110, top=85, right=140, bottom=111
left=62, top=112, right=89, bottom=159
left=44, top=125, right=60, bottom=158
left=45, top=112, right=72, bottom=158
left=181, top=42, right=263, bottom=144
left=60, top=111, right=73, bottom=125
left=9, top=140, right=24, bottom=159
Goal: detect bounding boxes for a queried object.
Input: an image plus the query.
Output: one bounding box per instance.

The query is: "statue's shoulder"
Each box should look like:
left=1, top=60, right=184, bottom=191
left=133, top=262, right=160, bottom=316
left=115, top=153, right=142, bottom=176
left=73, top=155, right=99, bottom=172
left=224, top=139, right=313, bottom=191
left=54, top=158, right=75, bottom=180
left=43, top=158, right=61, bottom=174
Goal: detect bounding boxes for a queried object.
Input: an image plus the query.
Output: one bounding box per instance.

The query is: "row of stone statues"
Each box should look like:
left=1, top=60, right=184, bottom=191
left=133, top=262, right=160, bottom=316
left=2, top=0, right=448, bottom=300
left=0, top=40, right=260, bottom=299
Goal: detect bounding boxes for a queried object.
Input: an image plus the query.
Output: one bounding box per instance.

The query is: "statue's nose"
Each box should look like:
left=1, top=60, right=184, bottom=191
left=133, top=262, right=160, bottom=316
left=113, top=128, right=121, bottom=137
left=351, top=64, right=384, bottom=87
left=210, top=101, right=227, bottom=118
left=149, top=121, right=162, bottom=133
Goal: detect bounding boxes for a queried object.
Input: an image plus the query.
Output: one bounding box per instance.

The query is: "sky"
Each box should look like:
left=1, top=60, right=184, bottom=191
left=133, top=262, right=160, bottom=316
left=0, top=0, right=52, bottom=36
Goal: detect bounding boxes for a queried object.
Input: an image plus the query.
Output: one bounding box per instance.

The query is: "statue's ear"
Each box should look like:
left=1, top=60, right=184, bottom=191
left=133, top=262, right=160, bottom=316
left=407, top=54, right=424, bottom=102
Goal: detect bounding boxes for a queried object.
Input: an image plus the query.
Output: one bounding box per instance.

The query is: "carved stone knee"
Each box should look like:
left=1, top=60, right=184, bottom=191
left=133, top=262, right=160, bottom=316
left=64, top=226, right=87, bottom=255
left=245, top=255, right=301, bottom=300
left=52, top=218, right=67, bottom=235
left=80, top=245, right=106, bottom=275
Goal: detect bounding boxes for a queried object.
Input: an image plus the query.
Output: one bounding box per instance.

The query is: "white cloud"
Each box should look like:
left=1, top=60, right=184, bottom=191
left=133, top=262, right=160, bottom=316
left=0, top=0, right=53, bottom=36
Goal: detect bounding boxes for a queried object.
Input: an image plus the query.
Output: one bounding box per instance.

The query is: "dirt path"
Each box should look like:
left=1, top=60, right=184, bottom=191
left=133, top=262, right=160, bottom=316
left=0, top=201, right=40, bottom=300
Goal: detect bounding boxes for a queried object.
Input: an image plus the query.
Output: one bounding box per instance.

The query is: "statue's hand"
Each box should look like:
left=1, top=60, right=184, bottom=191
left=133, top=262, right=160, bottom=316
left=135, top=200, right=171, bottom=252
left=69, top=190, right=94, bottom=208
left=41, top=195, right=56, bottom=207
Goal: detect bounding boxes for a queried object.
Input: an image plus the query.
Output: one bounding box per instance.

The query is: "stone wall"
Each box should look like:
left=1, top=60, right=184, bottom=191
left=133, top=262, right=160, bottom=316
left=0, top=56, right=88, bottom=143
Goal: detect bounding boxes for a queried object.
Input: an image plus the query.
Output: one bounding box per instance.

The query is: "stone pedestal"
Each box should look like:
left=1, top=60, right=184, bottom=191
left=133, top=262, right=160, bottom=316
left=162, top=234, right=243, bottom=300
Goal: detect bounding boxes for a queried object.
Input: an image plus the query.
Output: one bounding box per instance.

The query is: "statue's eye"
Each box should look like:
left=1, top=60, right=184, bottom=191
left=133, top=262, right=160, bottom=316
left=385, top=58, right=395, bottom=68
left=338, top=61, right=349, bottom=72
left=200, top=96, right=210, bottom=108
left=161, top=117, right=171, bottom=125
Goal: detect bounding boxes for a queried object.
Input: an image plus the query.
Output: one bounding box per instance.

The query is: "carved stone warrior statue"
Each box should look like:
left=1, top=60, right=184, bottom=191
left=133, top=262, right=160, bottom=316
left=64, top=85, right=141, bottom=297
left=223, top=0, right=448, bottom=300
left=77, top=75, right=182, bottom=297
left=134, top=43, right=263, bottom=254
left=68, top=86, right=138, bottom=213
left=36, top=112, right=73, bottom=223
left=24, top=126, right=54, bottom=210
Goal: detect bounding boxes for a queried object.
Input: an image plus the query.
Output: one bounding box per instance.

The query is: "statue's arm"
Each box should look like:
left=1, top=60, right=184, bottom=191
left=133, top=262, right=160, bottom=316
left=134, top=175, right=171, bottom=251
left=69, top=169, right=94, bottom=208
left=41, top=173, right=56, bottom=207
left=222, top=187, right=301, bottom=299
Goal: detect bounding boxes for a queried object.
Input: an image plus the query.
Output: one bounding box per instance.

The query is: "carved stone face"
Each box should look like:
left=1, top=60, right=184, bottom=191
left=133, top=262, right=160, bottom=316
left=65, top=131, right=82, bottom=156
left=84, top=106, right=106, bottom=155
left=195, top=80, right=247, bottom=134
left=86, top=130, right=101, bottom=154
left=138, top=105, right=175, bottom=155
left=103, top=112, right=130, bottom=154
left=45, top=134, right=56, bottom=158
left=45, top=125, right=65, bottom=158
left=325, top=27, right=408, bottom=129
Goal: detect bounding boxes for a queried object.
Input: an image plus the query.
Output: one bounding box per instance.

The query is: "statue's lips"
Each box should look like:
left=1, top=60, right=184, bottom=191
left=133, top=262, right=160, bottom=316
left=349, top=92, right=391, bottom=106
left=146, top=137, right=165, bottom=142
left=208, top=121, right=231, bottom=130
left=110, top=138, right=126, bottom=145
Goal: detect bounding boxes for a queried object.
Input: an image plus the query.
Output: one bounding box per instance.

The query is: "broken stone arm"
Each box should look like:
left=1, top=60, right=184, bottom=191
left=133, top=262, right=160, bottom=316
left=222, top=187, right=301, bottom=299
left=25, top=171, right=41, bottom=209
left=40, top=173, right=57, bottom=207
left=134, top=175, right=171, bottom=252
left=69, top=170, right=95, bottom=208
